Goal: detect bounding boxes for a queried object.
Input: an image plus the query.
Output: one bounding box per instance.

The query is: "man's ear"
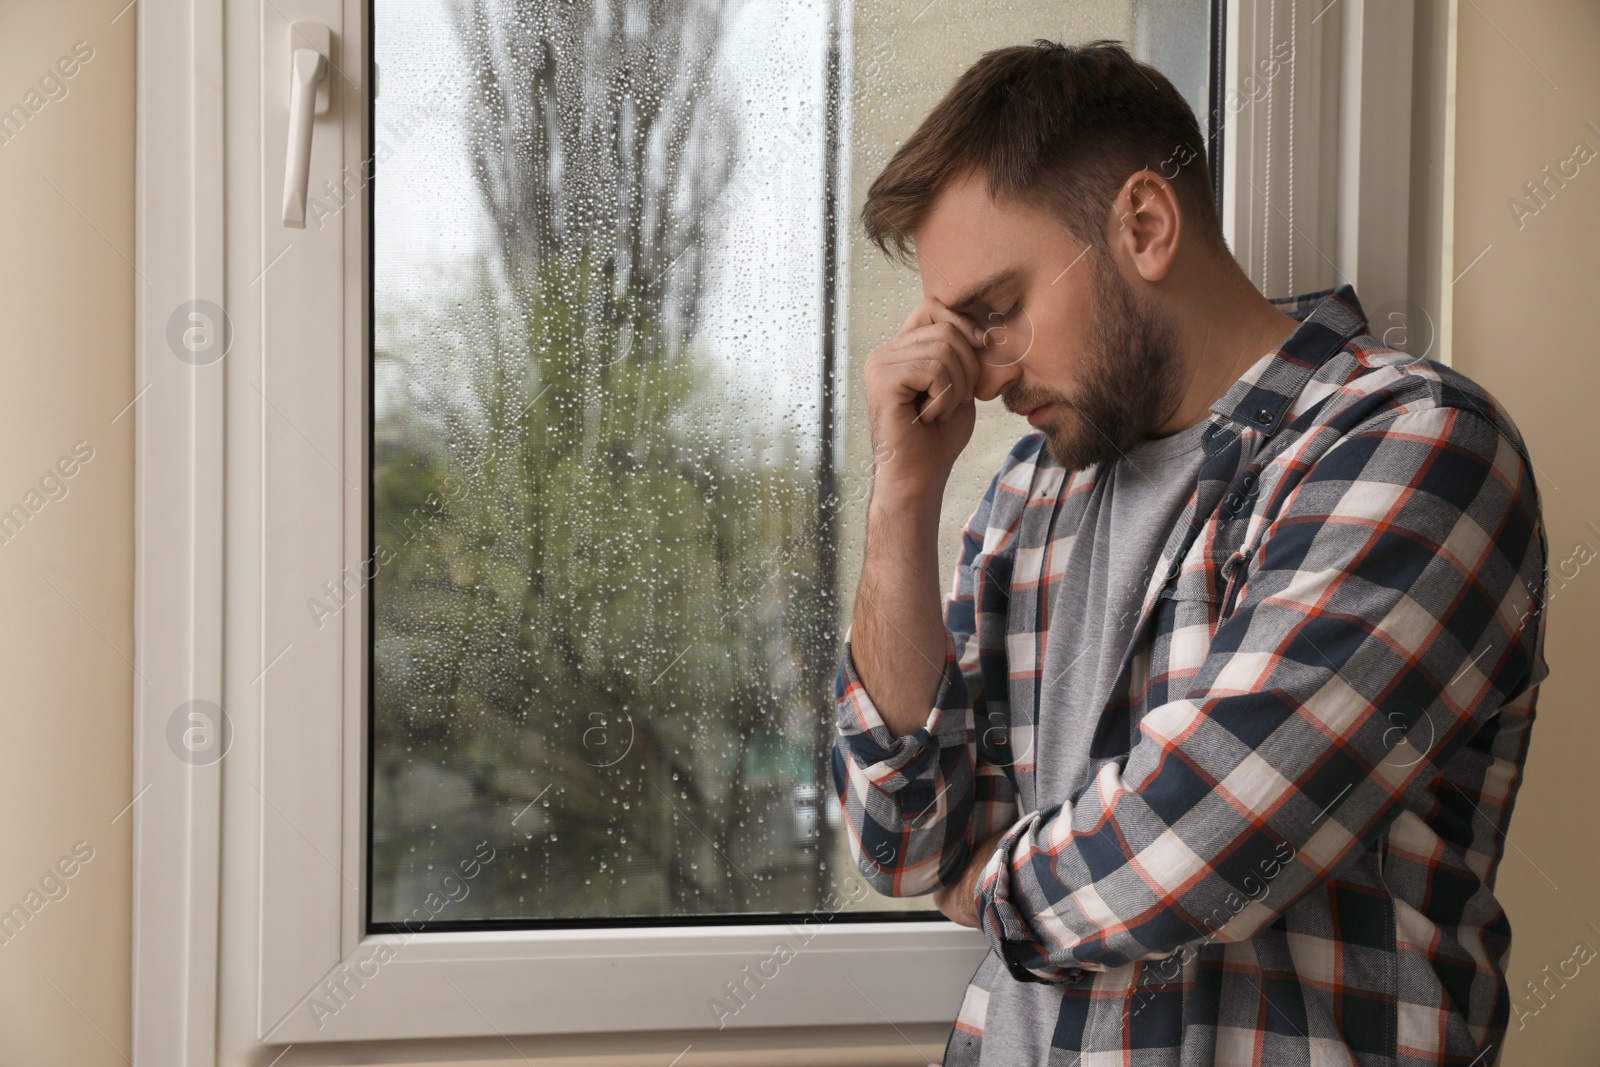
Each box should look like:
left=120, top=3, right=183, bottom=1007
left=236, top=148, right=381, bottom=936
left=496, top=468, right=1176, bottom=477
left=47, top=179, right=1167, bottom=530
left=1108, top=169, right=1182, bottom=283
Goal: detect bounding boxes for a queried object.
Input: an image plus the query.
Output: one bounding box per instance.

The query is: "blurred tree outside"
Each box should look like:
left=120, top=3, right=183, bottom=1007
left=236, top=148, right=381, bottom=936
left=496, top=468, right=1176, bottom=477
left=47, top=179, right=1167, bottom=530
left=369, top=0, right=847, bottom=924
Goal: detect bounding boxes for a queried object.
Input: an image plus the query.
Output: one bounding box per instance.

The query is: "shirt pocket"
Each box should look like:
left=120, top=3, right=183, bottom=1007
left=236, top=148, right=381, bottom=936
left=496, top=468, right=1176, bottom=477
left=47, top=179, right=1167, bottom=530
left=1153, top=548, right=1233, bottom=682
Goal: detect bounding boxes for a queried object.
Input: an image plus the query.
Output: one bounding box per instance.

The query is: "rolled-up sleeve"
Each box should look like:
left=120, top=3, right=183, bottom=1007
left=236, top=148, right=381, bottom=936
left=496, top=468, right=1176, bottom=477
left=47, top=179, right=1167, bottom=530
left=974, top=406, right=1547, bottom=981
left=832, top=440, right=1037, bottom=898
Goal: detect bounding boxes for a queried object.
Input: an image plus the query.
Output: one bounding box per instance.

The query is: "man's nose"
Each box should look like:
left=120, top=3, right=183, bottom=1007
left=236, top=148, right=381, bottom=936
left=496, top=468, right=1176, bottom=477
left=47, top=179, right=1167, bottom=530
left=974, top=361, right=1024, bottom=403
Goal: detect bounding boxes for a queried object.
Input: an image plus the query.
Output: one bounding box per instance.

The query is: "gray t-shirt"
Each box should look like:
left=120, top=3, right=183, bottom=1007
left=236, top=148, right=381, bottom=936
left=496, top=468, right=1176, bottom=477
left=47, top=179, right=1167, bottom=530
left=980, top=419, right=1209, bottom=1067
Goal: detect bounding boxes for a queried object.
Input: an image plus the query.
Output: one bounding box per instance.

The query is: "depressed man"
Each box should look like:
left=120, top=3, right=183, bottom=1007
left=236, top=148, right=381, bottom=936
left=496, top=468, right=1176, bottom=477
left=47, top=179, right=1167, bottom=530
left=831, top=39, right=1548, bottom=1067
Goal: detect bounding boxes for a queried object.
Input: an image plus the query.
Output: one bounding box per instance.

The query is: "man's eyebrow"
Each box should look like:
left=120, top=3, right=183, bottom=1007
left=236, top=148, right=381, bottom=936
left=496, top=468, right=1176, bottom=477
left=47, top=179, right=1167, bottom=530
left=947, top=267, right=1020, bottom=312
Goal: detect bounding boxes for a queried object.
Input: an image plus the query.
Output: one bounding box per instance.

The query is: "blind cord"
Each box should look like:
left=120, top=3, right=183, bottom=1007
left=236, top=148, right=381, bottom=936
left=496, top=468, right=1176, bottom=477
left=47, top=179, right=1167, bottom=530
left=1287, top=0, right=1296, bottom=294
left=1263, top=0, right=1277, bottom=293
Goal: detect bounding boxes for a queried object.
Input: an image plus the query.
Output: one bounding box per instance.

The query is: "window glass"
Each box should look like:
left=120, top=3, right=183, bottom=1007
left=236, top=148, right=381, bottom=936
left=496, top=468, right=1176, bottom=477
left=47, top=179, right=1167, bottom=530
left=370, top=0, right=1214, bottom=927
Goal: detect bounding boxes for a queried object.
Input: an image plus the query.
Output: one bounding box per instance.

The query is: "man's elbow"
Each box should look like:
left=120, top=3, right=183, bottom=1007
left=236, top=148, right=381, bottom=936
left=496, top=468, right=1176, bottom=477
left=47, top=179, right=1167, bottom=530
left=847, top=839, right=949, bottom=899
left=852, top=855, right=904, bottom=898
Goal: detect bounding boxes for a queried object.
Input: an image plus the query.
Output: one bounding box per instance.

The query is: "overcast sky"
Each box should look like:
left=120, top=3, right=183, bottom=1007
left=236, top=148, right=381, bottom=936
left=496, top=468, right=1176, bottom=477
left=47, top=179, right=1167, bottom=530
left=373, top=0, right=836, bottom=444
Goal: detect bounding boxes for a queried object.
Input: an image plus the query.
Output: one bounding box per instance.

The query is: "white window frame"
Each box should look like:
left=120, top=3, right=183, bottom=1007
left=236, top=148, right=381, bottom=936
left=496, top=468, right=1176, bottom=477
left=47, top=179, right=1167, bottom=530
left=130, top=1, right=1424, bottom=1062
left=1221, top=0, right=1425, bottom=321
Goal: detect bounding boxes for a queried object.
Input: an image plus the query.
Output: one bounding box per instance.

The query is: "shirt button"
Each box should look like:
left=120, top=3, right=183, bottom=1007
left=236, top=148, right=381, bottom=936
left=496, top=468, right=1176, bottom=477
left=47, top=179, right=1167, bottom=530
left=1254, top=408, right=1274, bottom=426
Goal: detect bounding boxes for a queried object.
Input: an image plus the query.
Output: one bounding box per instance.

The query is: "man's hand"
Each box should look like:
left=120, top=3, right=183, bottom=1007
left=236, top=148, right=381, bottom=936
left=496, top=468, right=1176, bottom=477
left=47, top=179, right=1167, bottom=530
left=933, top=831, right=1006, bottom=928
left=863, top=297, right=987, bottom=501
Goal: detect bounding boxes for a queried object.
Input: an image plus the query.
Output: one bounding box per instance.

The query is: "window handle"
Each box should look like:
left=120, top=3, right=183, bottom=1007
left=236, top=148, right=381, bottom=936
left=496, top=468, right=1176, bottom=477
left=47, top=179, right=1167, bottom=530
left=281, top=22, right=331, bottom=228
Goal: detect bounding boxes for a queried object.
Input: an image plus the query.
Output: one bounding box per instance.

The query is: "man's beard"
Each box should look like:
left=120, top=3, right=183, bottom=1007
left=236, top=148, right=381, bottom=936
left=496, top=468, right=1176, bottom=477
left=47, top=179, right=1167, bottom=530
left=1004, top=253, right=1184, bottom=471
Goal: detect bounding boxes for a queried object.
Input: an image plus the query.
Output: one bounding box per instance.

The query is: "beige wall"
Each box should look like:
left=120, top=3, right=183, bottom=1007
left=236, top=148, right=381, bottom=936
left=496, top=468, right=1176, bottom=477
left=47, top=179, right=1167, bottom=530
left=1452, top=1, right=1600, bottom=1062
left=0, top=0, right=135, bottom=1063
left=0, top=0, right=1594, bottom=1063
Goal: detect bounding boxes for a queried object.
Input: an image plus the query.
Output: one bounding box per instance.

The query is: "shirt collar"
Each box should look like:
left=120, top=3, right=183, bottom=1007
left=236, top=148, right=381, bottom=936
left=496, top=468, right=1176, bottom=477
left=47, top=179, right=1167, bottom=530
left=1206, top=283, right=1370, bottom=440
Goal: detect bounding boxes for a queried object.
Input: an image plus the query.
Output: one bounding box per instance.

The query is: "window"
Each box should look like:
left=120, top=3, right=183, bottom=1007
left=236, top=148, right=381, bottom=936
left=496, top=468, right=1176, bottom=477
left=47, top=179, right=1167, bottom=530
left=368, top=0, right=1219, bottom=935
left=131, top=0, right=1421, bottom=1059
left=369, top=0, right=862, bottom=928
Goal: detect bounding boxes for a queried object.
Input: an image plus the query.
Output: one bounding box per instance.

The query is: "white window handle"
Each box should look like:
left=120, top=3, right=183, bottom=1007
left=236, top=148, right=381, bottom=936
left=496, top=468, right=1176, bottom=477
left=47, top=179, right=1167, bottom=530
left=282, top=22, right=331, bottom=228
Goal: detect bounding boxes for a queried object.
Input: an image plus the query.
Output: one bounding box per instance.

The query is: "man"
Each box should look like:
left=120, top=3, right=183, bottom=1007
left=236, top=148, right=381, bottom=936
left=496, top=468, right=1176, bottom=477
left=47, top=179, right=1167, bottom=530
left=831, top=39, right=1548, bottom=1067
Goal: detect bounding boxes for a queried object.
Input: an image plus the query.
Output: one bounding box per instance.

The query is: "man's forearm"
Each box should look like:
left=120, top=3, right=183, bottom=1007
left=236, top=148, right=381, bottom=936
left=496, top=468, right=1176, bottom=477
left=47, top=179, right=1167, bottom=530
left=849, top=485, right=951, bottom=738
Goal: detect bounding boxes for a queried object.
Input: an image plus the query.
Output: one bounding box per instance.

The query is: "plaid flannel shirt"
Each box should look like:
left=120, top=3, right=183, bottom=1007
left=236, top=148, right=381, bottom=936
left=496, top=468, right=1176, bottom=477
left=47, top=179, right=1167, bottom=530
left=832, top=285, right=1549, bottom=1067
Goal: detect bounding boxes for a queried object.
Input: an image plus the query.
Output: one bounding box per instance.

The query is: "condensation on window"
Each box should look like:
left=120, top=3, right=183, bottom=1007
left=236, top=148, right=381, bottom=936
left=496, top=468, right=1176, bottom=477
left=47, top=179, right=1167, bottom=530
left=370, top=0, right=1208, bottom=925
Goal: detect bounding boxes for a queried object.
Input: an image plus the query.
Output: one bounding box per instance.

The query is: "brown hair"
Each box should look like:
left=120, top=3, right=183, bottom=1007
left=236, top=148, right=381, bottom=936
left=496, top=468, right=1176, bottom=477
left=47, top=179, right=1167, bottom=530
left=862, top=39, right=1226, bottom=264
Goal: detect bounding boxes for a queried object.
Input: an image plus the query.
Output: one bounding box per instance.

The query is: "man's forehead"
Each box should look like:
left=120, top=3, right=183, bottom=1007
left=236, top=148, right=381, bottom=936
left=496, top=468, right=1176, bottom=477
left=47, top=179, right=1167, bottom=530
left=913, top=179, right=1085, bottom=306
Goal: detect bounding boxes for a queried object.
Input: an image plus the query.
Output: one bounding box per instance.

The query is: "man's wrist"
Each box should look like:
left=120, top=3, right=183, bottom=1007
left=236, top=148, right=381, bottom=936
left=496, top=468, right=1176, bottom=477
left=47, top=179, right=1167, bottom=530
left=867, top=477, right=946, bottom=524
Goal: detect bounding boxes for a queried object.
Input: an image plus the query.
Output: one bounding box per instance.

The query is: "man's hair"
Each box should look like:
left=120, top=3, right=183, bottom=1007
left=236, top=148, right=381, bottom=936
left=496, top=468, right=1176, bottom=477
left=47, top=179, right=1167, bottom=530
left=862, top=39, right=1227, bottom=264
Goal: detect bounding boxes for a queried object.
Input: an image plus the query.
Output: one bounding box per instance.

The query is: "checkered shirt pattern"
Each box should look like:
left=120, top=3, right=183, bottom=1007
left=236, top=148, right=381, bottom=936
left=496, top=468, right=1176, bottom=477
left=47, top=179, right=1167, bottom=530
left=832, top=285, right=1549, bottom=1067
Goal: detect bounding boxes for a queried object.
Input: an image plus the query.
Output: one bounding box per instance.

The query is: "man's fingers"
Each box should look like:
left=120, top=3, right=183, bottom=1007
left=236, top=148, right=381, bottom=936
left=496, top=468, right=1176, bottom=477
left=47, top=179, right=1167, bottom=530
left=926, top=300, right=986, bottom=349
left=898, top=296, right=985, bottom=348
left=897, top=298, right=933, bottom=337
left=900, top=322, right=980, bottom=401
left=922, top=310, right=984, bottom=398
left=914, top=381, right=955, bottom=424
left=908, top=363, right=957, bottom=424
